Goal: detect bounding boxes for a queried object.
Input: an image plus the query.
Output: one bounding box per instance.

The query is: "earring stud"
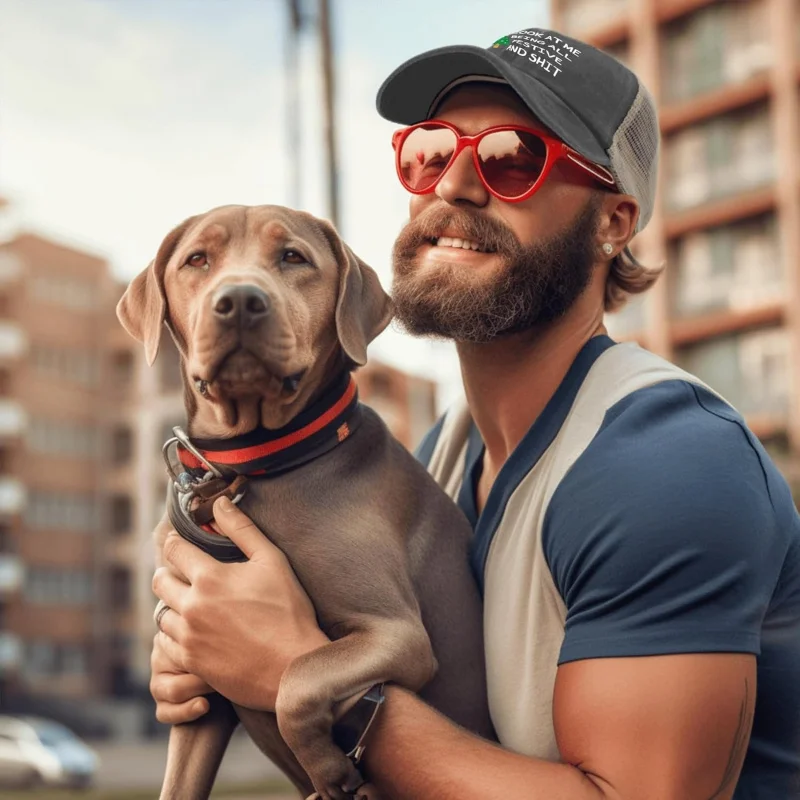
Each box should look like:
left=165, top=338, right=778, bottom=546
left=602, top=243, right=614, bottom=256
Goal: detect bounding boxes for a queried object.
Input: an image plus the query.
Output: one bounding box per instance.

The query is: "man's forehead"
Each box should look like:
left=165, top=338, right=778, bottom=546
left=432, top=82, right=554, bottom=136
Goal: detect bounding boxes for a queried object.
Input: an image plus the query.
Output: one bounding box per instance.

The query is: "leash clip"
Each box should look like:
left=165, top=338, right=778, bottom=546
left=162, top=427, right=246, bottom=506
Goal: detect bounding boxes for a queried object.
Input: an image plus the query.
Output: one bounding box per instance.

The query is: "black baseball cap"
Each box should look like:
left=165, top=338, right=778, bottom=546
left=376, top=27, right=660, bottom=231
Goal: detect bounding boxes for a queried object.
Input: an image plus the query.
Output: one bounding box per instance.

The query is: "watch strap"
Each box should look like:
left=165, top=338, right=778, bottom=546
left=332, top=683, right=386, bottom=764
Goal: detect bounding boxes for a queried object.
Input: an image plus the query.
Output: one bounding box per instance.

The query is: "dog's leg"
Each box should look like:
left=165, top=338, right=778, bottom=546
left=276, top=620, right=436, bottom=800
left=159, top=693, right=239, bottom=800
left=234, top=706, right=314, bottom=798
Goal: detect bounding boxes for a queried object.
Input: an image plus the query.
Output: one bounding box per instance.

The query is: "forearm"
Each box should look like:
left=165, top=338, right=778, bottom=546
left=362, top=687, right=607, bottom=800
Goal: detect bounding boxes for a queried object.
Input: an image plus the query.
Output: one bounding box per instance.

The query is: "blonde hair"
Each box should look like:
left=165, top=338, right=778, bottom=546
left=604, top=245, right=665, bottom=313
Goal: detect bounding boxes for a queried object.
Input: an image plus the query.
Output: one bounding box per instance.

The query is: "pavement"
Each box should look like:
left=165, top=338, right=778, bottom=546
left=91, top=731, right=295, bottom=794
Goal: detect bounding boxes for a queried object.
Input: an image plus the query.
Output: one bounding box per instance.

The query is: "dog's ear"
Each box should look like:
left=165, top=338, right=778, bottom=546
left=315, top=219, right=393, bottom=367
left=116, top=216, right=196, bottom=366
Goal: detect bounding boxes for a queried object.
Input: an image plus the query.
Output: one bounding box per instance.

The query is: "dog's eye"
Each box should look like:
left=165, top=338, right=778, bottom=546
left=281, top=249, right=310, bottom=267
left=186, top=252, right=209, bottom=269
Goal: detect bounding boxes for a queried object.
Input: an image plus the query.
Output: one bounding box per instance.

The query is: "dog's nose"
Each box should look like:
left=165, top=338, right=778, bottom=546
left=212, top=285, right=271, bottom=327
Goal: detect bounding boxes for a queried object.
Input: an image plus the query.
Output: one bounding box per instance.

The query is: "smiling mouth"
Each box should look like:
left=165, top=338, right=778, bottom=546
left=429, top=236, right=496, bottom=254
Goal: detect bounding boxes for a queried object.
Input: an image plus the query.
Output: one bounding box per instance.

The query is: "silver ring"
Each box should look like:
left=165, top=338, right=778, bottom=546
left=155, top=603, right=171, bottom=631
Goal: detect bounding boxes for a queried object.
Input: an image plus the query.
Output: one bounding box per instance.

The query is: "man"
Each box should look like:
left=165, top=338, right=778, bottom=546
left=151, top=27, right=800, bottom=798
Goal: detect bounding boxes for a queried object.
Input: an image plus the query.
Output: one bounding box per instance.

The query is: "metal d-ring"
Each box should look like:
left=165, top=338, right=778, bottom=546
left=171, top=426, right=223, bottom=479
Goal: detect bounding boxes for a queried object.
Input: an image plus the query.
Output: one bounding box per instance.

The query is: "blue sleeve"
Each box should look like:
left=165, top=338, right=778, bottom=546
left=543, top=380, right=788, bottom=665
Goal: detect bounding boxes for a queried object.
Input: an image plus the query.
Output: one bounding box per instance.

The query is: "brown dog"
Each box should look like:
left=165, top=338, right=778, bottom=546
left=117, top=205, right=493, bottom=800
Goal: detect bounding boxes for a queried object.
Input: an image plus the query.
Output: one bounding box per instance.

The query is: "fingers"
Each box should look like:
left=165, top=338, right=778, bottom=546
left=152, top=567, right=190, bottom=615
left=151, top=670, right=213, bottom=706
left=156, top=629, right=190, bottom=672
left=151, top=634, right=213, bottom=725
left=162, top=531, right=217, bottom=584
left=156, top=604, right=190, bottom=644
left=155, top=697, right=210, bottom=725
left=213, top=497, right=282, bottom=561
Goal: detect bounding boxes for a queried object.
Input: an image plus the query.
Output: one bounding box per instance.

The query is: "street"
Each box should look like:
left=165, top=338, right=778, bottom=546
left=91, top=732, right=295, bottom=794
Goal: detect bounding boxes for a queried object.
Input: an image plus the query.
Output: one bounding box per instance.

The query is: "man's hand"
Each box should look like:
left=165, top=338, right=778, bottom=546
left=150, top=630, right=213, bottom=724
left=152, top=496, right=329, bottom=711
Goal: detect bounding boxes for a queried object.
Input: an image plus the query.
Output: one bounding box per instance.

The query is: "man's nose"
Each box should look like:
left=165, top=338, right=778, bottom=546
left=435, top=148, right=490, bottom=207
left=211, top=284, right=271, bottom=328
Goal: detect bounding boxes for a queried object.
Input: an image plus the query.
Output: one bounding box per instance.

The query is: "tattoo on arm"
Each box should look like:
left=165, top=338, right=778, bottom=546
left=708, top=677, right=754, bottom=800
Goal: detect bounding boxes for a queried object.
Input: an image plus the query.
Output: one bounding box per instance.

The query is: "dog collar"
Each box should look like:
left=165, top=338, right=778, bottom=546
left=176, top=372, right=361, bottom=477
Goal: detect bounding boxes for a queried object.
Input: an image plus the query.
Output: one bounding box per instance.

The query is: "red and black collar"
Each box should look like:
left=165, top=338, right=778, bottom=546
left=177, top=372, right=361, bottom=477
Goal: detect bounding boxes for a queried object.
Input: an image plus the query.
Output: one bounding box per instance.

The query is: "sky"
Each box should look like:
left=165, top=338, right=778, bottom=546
left=0, top=0, right=549, bottom=409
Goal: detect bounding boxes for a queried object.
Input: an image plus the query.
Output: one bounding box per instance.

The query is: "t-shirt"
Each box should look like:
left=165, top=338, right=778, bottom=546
left=416, top=335, right=800, bottom=798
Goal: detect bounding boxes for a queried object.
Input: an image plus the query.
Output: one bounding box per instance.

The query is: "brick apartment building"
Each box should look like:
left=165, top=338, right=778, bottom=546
left=550, top=0, right=800, bottom=488
left=0, top=208, right=142, bottom=733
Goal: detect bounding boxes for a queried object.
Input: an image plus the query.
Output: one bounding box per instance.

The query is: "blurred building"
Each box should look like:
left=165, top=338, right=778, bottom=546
left=551, top=0, right=800, bottom=488
left=0, top=212, right=142, bottom=735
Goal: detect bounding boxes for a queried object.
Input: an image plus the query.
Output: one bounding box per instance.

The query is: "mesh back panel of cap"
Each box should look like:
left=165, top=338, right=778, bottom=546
left=608, top=82, right=660, bottom=232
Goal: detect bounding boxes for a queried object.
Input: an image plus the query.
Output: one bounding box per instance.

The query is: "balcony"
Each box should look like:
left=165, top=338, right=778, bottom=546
left=0, top=632, right=22, bottom=672
left=0, top=478, right=25, bottom=516
left=0, top=322, right=26, bottom=360
left=0, top=400, right=26, bottom=439
left=0, top=553, right=23, bottom=593
left=0, top=252, right=23, bottom=285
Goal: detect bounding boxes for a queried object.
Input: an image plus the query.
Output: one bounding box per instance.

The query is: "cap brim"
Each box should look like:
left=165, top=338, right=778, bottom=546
left=376, top=45, right=610, bottom=167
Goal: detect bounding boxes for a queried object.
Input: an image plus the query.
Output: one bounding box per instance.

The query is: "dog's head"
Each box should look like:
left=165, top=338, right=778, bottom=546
left=117, top=205, right=393, bottom=434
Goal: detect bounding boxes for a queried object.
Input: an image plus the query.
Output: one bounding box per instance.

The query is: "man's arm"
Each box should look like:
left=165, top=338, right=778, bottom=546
left=360, top=653, right=754, bottom=800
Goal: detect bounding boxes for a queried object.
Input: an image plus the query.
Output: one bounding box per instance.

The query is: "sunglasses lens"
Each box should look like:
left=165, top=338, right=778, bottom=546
left=477, top=130, right=547, bottom=198
left=397, top=125, right=458, bottom=192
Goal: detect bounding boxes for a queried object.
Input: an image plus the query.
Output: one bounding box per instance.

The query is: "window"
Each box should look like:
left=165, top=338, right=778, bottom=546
left=661, top=1, right=772, bottom=103
left=24, top=491, right=100, bottom=532
left=110, top=495, right=132, bottom=535
left=676, top=328, right=789, bottom=416
left=30, top=275, right=96, bottom=312
left=24, top=568, right=93, bottom=605
left=107, top=566, right=132, bottom=610
left=670, top=215, right=782, bottom=317
left=110, top=350, right=135, bottom=385
left=27, top=418, right=101, bottom=459
left=26, top=640, right=56, bottom=676
left=24, top=639, right=88, bottom=677
left=665, top=105, right=774, bottom=211
left=110, top=426, right=133, bottom=465
left=29, top=345, right=100, bottom=387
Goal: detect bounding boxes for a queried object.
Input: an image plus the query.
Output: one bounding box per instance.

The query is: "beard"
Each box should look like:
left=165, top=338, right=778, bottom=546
left=391, top=195, right=602, bottom=343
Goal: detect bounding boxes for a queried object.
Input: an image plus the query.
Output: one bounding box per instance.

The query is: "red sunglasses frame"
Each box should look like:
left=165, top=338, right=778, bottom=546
left=391, top=120, right=617, bottom=203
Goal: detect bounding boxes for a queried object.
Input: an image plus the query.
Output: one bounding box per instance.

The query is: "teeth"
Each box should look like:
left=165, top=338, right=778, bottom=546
left=433, top=237, right=484, bottom=252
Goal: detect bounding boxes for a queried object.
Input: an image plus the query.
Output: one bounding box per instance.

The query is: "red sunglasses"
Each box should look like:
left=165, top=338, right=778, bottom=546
left=392, top=120, right=616, bottom=203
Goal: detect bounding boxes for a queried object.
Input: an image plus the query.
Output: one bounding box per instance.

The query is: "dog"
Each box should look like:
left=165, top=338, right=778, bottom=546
left=117, top=204, right=493, bottom=800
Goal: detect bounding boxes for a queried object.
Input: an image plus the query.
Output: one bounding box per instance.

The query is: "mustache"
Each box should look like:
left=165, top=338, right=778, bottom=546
left=393, top=206, right=522, bottom=260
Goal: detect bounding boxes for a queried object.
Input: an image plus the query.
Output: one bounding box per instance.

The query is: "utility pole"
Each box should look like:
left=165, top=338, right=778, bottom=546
left=286, top=0, right=303, bottom=208
left=318, top=0, right=340, bottom=229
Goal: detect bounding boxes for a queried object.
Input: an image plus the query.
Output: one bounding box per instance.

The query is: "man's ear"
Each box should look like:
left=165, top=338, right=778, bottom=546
left=316, top=218, right=394, bottom=367
left=116, top=216, right=197, bottom=366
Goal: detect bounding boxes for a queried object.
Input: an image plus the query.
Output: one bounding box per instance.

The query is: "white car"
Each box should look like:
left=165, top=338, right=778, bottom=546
left=0, top=715, right=99, bottom=789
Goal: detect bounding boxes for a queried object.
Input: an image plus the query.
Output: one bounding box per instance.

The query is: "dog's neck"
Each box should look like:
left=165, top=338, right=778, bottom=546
left=183, top=349, right=350, bottom=440
left=175, top=369, right=360, bottom=478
